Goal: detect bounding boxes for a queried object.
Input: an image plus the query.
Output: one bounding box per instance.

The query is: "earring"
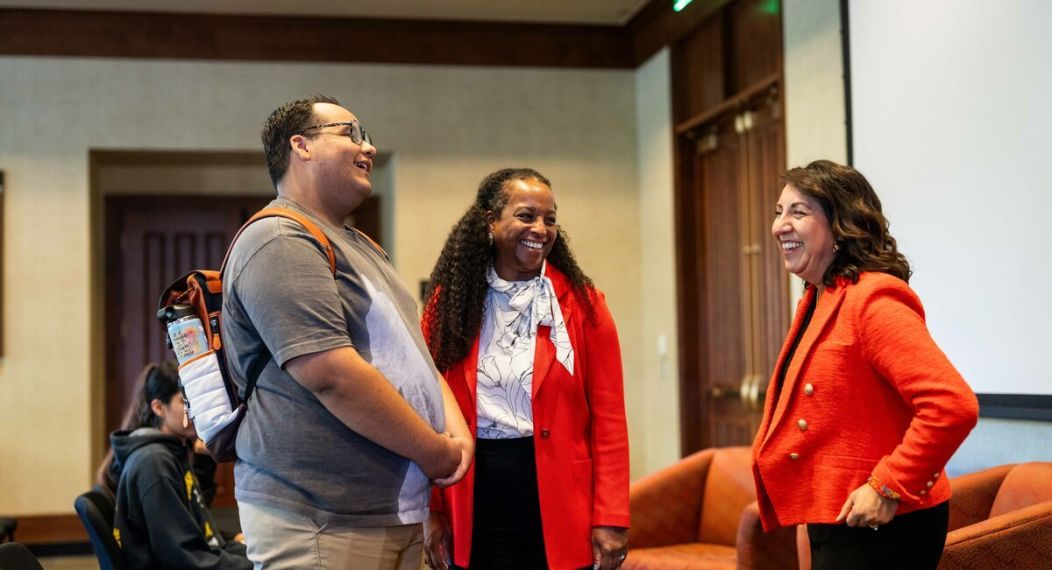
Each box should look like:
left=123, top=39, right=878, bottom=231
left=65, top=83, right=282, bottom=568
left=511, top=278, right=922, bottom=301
left=488, top=233, right=494, bottom=246
left=833, top=242, right=840, bottom=253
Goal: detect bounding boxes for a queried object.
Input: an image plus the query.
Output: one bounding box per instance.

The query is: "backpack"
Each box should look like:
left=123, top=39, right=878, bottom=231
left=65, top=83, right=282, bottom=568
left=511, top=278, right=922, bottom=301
left=156, top=206, right=335, bottom=463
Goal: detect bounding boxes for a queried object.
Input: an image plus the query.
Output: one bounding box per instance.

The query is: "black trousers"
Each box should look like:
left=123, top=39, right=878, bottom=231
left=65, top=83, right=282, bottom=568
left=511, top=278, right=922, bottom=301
left=459, top=437, right=549, bottom=570
left=807, top=501, right=950, bottom=570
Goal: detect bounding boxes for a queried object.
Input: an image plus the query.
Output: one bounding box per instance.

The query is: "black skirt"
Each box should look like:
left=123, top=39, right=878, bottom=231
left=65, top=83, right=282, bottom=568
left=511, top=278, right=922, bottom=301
left=460, top=436, right=549, bottom=570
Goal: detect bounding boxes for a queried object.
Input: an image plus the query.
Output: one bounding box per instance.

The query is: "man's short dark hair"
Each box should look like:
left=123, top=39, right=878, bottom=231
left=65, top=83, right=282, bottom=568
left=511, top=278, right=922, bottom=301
left=261, top=95, right=341, bottom=187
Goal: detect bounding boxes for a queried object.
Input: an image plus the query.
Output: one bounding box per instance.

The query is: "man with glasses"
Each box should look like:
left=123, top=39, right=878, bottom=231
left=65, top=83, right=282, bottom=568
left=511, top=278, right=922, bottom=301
left=222, top=95, right=472, bottom=569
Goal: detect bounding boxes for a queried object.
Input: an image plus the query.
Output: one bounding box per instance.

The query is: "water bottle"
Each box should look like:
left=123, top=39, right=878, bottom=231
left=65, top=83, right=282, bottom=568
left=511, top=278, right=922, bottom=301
left=165, top=304, right=209, bottom=364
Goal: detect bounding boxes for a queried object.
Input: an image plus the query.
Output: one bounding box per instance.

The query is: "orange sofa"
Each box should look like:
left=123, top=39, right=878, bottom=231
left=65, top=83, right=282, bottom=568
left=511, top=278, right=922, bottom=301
left=625, top=446, right=798, bottom=570
left=938, top=461, right=1052, bottom=568
left=795, top=461, right=1052, bottom=569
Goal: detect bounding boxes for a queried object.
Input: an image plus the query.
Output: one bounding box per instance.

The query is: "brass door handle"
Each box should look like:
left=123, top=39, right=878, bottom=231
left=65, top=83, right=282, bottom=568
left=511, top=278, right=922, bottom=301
left=708, top=385, right=740, bottom=400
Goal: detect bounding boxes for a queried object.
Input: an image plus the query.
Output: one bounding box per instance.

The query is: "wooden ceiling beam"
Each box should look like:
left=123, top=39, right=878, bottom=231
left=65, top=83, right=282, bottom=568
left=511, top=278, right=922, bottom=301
left=0, top=8, right=633, bottom=68
left=0, top=2, right=732, bottom=68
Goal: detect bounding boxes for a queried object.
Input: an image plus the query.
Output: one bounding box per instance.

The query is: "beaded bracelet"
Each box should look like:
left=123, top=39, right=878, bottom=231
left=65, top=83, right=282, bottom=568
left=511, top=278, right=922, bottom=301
left=868, top=475, right=901, bottom=501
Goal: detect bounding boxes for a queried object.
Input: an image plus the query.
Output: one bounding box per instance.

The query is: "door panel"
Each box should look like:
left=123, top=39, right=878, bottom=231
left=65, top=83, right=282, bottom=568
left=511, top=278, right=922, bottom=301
left=697, top=115, right=751, bottom=448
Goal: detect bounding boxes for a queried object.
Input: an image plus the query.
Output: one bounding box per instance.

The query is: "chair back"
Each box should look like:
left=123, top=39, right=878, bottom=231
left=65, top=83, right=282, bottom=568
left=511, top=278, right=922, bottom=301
left=990, top=462, right=1052, bottom=518
left=74, top=490, right=125, bottom=570
left=697, top=446, right=756, bottom=546
left=0, top=542, right=43, bottom=570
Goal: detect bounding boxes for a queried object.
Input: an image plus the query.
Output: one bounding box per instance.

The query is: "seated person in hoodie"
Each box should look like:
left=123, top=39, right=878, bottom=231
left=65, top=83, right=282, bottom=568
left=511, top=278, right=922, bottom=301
left=97, top=392, right=217, bottom=506
left=109, top=360, right=251, bottom=570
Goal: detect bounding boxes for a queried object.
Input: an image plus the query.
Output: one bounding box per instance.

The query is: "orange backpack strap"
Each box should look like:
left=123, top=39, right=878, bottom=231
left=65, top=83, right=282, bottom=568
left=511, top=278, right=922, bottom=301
left=352, top=227, right=389, bottom=261
left=220, top=207, right=337, bottom=276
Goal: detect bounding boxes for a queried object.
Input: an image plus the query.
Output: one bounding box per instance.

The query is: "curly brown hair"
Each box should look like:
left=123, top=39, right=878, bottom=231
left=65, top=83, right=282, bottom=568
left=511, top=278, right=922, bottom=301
left=783, top=160, right=912, bottom=287
left=424, top=168, right=596, bottom=372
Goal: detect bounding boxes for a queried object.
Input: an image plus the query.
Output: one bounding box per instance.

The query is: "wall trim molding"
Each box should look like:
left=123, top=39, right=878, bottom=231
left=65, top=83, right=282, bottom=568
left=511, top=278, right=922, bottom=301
left=0, top=8, right=631, bottom=68
left=9, top=514, right=86, bottom=545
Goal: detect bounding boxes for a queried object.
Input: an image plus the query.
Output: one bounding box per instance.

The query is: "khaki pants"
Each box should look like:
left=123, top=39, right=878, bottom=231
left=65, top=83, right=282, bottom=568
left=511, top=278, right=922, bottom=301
left=238, top=501, right=424, bottom=570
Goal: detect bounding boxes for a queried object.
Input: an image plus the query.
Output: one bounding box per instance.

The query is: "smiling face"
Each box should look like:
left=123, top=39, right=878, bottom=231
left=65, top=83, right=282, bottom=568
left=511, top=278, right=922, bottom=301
left=487, top=178, right=558, bottom=281
left=772, top=183, right=837, bottom=288
left=304, top=102, right=377, bottom=214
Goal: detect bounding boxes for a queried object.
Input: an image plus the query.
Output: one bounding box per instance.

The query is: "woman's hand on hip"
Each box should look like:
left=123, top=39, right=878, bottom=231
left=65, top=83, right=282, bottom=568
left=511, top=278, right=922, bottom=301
left=836, top=482, right=899, bottom=528
left=592, top=526, right=628, bottom=569
left=424, top=511, right=452, bottom=570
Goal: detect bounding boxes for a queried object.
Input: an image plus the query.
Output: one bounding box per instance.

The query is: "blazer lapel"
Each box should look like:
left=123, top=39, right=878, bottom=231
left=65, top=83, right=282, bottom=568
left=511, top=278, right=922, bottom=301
left=531, top=265, right=575, bottom=399
left=762, top=283, right=847, bottom=447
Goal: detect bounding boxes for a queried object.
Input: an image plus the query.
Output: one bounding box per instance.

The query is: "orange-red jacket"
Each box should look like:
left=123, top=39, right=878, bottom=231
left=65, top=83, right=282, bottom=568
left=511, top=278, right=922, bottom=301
left=426, top=265, right=630, bottom=569
left=752, top=272, right=978, bottom=531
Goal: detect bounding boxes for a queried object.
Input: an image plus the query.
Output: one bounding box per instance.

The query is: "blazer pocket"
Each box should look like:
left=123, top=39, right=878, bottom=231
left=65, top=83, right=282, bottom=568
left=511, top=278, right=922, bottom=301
left=819, top=454, right=878, bottom=471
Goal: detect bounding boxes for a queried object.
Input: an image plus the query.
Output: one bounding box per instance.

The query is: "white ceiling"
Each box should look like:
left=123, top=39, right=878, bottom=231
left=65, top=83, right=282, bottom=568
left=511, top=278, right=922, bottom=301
left=1, top=0, right=653, bottom=25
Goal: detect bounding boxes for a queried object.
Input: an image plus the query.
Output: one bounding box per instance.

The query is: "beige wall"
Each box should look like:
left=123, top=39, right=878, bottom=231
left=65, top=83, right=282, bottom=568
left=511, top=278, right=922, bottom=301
left=631, top=48, right=680, bottom=477
left=0, top=57, right=640, bottom=514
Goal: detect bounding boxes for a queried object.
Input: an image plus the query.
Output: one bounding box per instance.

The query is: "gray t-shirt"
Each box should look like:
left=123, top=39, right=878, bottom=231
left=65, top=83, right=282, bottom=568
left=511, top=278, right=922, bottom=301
left=222, top=197, right=445, bottom=527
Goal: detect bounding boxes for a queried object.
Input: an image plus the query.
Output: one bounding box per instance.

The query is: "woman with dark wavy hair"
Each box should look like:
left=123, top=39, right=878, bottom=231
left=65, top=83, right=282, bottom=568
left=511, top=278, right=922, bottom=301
left=422, top=168, right=629, bottom=570
left=752, top=160, right=978, bottom=569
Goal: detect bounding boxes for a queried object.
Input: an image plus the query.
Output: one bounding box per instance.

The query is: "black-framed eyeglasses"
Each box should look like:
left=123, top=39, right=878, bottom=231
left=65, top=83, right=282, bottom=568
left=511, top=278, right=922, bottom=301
left=299, top=121, right=373, bottom=146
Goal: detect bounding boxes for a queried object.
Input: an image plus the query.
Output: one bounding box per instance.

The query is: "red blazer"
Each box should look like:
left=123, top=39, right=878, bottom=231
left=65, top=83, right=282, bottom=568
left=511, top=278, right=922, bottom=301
left=752, top=272, right=978, bottom=531
left=427, top=265, right=630, bottom=569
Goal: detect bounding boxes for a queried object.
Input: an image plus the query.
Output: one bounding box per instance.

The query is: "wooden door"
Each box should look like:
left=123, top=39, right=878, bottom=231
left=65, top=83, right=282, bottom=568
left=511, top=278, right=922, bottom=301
left=697, top=112, right=750, bottom=449
left=677, top=89, right=788, bottom=452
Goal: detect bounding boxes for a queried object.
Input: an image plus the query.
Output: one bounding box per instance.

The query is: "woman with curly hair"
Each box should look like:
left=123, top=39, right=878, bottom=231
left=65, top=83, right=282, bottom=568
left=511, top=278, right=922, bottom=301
left=422, top=168, right=630, bottom=569
left=753, top=160, right=978, bottom=569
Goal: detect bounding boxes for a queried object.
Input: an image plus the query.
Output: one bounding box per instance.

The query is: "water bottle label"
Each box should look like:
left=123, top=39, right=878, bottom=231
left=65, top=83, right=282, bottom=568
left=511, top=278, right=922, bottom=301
left=168, top=317, right=209, bottom=364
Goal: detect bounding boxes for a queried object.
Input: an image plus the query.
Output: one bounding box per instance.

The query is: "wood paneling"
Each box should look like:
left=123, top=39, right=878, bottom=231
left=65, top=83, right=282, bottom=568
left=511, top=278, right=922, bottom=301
left=698, top=114, right=748, bottom=448
left=672, top=15, right=725, bottom=123
left=728, top=0, right=783, bottom=93
left=673, top=133, right=704, bottom=454
left=0, top=8, right=632, bottom=68
left=628, top=0, right=733, bottom=65
left=12, top=514, right=86, bottom=544
left=747, top=91, right=789, bottom=381
left=0, top=2, right=755, bottom=69
left=671, top=0, right=783, bottom=123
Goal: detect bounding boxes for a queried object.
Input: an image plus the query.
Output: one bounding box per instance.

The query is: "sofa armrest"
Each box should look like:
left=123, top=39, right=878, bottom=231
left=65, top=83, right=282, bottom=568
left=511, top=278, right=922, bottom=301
left=628, top=449, right=715, bottom=549
left=939, top=500, right=1052, bottom=569
left=735, top=501, right=798, bottom=570
left=947, top=464, right=1014, bottom=530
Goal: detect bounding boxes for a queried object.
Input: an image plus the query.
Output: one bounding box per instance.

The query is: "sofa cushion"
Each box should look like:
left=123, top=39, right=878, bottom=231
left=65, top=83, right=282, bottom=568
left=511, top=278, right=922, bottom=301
left=625, top=543, right=738, bottom=570
left=990, top=463, right=1052, bottom=518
